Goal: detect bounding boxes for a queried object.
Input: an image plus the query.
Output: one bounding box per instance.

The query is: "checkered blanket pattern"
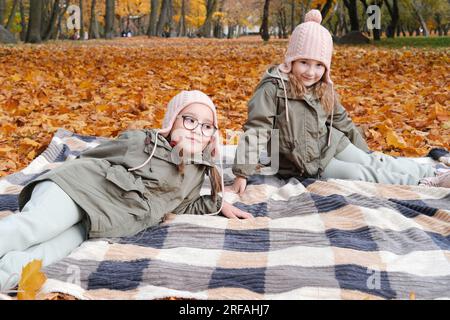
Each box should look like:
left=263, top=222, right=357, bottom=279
left=1, top=128, right=449, bottom=300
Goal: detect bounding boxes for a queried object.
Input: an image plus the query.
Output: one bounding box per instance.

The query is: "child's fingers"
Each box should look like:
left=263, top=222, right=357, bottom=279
left=223, top=210, right=238, bottom=219
left=242, top=212, right=254, bottom=219
left=238, top=183, right=246, bottom=195
left=229, top=213, right=239, bottom=219
left=235, top=209, right=253, bottom=219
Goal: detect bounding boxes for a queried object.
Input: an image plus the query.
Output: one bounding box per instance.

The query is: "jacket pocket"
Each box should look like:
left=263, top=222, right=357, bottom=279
left=105, top=165, right=149, bottom=219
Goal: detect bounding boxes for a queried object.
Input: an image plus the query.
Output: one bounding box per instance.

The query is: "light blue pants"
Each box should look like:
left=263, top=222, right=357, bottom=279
left=0, top=180, right=87, bottom=292
left=321, top=143, right=437, bottom=185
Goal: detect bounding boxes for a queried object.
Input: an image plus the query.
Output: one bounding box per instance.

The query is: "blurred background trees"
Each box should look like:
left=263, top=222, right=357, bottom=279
left=0, top=0, right=448, bottom=43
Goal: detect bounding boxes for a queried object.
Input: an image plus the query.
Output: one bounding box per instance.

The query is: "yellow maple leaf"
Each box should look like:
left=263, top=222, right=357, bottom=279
left=385, top=129, right=407, bottom=149
left=17, top=260, right=47, bottom=300
left=27, top=150, right=36, bottom=161
left=22, top=138, right=40, bottom=147
left=10, top=74, right=21, bottom=82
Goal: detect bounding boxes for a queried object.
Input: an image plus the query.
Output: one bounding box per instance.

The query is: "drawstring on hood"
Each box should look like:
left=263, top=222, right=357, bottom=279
left=127, top=130, right=161, bottom=172
left=276, top=68, right=290, bottom=124
left=328, top=106, right=334, bottom=147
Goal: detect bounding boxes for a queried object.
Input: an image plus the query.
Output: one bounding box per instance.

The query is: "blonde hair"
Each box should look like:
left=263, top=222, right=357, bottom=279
left=287, top=71, right=337, bottom=115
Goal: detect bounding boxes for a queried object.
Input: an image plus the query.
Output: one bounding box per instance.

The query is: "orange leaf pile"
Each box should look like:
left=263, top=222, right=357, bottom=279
left=0, top=36, right=449, bottom=177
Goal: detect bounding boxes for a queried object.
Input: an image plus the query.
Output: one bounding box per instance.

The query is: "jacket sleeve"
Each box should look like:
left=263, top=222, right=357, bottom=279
left=331, top=99, right=370, bottom=152
left=172, top=179, right=223, bottom=215
left=232, top=81, right=278, bottom=178
left=77, top=131, right=131, bottom=165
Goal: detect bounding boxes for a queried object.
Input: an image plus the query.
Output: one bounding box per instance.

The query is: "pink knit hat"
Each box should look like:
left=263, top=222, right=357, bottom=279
left=278, top=9, right=334, bottom=87
left=158, top=90, right=220, bottom=159
left=159, top=90, right=218, bottom=136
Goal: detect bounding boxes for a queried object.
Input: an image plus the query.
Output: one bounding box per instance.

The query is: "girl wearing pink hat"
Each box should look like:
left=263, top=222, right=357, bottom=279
left=230, top=9, right=448, bottom=194
left=0, top=90, right=252, bottom=292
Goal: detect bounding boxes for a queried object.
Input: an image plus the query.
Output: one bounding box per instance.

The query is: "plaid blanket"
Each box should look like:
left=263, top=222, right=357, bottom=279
left=1, top=128, right=449, bottom=300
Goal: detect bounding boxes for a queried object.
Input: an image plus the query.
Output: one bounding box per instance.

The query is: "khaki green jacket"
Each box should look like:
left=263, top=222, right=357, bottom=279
left=232, top=65, right=369, bottom=179
left=18, top=129, right=222, bottom=238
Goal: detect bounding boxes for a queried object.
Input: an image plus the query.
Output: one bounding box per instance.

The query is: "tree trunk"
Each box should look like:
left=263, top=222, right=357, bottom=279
left=227, top=24, right=234, bottom=39
left=6, top=0, right=19, bottom=31
left=89, top=0, right=100, bottom=39
left=167, top=0, right=174, bottom=36
left=147, top=0, right=159, bottom=36
left=177, top=0, right=186, bottom=36
left=43, top=0, right=60, bottom=40
left=213, top=0, right=224, bottom=38
left=105, top=0, right=115, bottom=39
left=343, top=0, right=359, bottom=32
left=260, top=0, right=270, bottom=41
left=0, top=0, right=5, bottom=26
left=156, top=0, right=169, bottom=36
left=19, top=0, right=26, bottom=40
left=401, top=25, right=406, bottom=37
left=320, top=0, right=334, bottom=20
left=434, top=13, right=443, bottom=36
left=360, top=0, right=368, bottom=10
left=213, top=22, right=222, bottom=38
left=332, top=18, right=338, bottom=35
left=336, top=1, right=347, bottom=36
left=299, top=0, right=313, bottom=23
left=55, top=1, right=68, bottom=40
left=198, top=0, right=217, bottom=37
left=385, top=0, right=399, bottom=38
left=79, top=0, right=84, bottom=39
left=360, top=0, right=368, bottom=35
left=40, top=0, right=52, bottom=38
left=279, top=6, right=287, bottom=38
left=411, top=2, right=429, bottom=37
left=26, top=0, right=43, bottom=43
left=323, top=0, right=339, bottom=29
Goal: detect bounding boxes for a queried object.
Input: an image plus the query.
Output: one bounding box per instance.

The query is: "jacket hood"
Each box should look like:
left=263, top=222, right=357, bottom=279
left=265, top=65, right=289, bottom=80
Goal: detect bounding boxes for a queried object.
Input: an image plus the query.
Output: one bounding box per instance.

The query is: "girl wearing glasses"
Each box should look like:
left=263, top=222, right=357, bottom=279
left=0, top=90, right=252, bottom=292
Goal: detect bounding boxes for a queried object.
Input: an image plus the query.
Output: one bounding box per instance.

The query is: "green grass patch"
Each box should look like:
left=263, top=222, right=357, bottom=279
left=371, top=36, right=450, bottom=48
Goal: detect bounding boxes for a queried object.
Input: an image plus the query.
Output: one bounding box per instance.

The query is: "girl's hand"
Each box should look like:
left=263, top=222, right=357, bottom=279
left=221, top=201, right=253, bottom=219
left=226, top=176, right=247, bottom=195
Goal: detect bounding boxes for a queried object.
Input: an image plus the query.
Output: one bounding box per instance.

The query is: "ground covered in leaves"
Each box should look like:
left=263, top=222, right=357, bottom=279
left=0, top=36, right=449, bottom=177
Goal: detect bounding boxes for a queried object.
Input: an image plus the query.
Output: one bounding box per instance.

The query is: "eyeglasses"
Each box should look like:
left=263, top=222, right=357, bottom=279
left=176, top=115, right=217, bottom=137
